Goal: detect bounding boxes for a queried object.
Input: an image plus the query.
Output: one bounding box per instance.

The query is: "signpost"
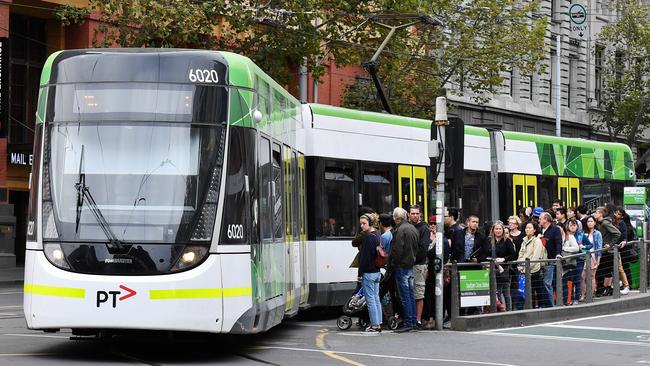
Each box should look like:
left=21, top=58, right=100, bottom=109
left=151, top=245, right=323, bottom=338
left=459, top=269, right=490, bottom=307
left=569, top=3, right=588, bottom=39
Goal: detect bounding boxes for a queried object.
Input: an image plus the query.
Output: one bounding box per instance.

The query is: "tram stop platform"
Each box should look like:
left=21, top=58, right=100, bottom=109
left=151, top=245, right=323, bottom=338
left=452, top=290, right=650, bottom=331
left=0, top=266, right=23, bottom=286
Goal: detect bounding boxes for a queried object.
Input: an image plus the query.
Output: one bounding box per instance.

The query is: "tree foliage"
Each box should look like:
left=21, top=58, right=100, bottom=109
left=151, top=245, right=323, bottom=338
left=593, top=0, right=650, bottom=166
left=341, top=0, right=547, bottom=119
left=57, top=0, right=546, bottom=119
left=57, top=0, right=387, bottom=87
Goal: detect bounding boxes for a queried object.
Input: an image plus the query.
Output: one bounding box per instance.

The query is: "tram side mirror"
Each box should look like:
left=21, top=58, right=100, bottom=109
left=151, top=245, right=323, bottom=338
left=253, top=109, right=263, bottom=124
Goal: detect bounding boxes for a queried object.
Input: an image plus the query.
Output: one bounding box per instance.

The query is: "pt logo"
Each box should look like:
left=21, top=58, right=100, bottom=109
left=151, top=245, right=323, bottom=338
left=96, top=285, right=137, bottom=308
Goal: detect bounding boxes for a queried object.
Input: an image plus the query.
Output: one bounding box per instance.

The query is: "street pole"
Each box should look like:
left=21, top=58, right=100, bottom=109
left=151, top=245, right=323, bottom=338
left=432, top=96, right=447, bottom=331
left=556, top=34, right=562, bottom=137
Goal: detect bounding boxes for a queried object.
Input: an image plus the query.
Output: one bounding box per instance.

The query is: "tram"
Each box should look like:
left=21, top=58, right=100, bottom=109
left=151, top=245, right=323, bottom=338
left=24, top=49, right=635, bottom=335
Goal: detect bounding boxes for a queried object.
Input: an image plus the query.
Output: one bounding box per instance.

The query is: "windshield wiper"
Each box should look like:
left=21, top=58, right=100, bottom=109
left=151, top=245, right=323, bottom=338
left=74, top=145, right=123, bottom=251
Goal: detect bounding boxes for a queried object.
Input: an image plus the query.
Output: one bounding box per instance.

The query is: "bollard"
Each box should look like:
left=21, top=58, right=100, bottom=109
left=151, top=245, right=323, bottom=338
left=489, top=260, right=497, bottom=313
left=585, top=253, right=593, bottom=303
left=451, top=262, right=459, bottom=321
left=555, top=258, right=563, bottom=306
left=524, top=259, right=532, bottom=310
left=641, top=241, right=648, bottom=294
left=613, top=245, right=620, bottom=299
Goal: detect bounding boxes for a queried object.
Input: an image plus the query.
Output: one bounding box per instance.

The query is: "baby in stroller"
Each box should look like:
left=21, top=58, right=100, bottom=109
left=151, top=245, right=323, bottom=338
left=336, top=271, right=400, bottom=331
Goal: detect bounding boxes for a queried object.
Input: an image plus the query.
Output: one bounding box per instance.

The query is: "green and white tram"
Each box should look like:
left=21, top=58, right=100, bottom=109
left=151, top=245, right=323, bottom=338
left=25, top=49, right=635, bottom=335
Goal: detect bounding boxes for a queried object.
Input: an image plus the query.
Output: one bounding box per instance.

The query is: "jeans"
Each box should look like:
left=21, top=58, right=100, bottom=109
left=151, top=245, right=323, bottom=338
left=394, top=267, right=416, bottom=326
left=362, top=272, right=382, bottom=326
left=543, top=264, right=556, bottom=307
left=563, top=260, right=584, bottom=303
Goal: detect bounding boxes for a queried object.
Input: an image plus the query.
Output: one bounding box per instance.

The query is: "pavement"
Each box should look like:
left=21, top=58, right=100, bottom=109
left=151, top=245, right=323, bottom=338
left=0, top=266, right=23, bottom=286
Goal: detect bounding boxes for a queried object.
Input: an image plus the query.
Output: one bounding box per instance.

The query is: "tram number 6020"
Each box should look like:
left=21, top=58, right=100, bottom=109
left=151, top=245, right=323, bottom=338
left=227, top=224, right=244, bottom=240
left=188, top=69, right=220, bottom=83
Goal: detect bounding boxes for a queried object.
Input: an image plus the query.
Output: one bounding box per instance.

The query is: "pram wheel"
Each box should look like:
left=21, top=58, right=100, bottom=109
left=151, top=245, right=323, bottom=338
left=336, top=316, right=352, bottom=330
left=388, top=316, right=400, bottom=330
left=357, top=318, right=369, bottom=328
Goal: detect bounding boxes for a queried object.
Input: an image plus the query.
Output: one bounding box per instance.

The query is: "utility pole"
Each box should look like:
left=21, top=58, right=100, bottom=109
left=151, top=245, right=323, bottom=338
left=556, top=34, right=562, bottom=137
left=431, top=96, right=447, bottom=331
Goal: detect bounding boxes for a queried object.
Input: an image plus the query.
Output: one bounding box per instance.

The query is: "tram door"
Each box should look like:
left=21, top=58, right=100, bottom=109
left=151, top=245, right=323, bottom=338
left=512, top=175, right=537, bottom=216
left=398, top=165, right=427, bottom=216
left=558, top=177, right=580, bottom=208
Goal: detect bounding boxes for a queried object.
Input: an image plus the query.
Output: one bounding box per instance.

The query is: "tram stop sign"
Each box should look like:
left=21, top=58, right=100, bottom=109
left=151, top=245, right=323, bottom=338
left=569, top=3, right=588, bottom=39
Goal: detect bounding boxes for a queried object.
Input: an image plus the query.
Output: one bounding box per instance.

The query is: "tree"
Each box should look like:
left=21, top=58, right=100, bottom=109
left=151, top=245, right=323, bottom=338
left=56, top=0, right=383, bottom=87
left=593, top=0, right=650, bottom=169
left=340, top=0, right=547, bottom=119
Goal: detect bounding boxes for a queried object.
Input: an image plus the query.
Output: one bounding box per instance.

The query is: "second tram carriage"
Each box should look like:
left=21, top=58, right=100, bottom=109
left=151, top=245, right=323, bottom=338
left=25, top=49, right=635, bottom=335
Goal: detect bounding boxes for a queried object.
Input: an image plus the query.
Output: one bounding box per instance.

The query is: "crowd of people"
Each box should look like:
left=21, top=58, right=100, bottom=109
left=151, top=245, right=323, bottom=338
left=351, top=200, right=640, bottom=333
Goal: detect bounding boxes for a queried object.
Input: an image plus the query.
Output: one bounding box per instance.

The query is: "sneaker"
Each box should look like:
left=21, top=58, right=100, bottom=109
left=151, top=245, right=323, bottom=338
left=415, top=321, right=423, bottom=329
left=423, top=320, right=436, bottom=330
left=443, top=321, right=451, bottom=329
left=394, top=325, right=413, bottom=333
left=364, top=326, right=381, bottom=333
left=621, top=287, right=630, bottom=295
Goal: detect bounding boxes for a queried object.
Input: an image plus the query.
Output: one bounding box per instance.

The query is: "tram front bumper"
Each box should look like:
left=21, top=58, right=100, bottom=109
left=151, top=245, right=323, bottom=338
left=23, top=251, right=252, bottom=334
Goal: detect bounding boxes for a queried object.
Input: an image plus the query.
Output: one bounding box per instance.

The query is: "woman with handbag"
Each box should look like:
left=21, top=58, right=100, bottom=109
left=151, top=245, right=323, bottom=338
left=517, top=221, right=548, bottom=308
left=358, top=214, right=382, bottom=332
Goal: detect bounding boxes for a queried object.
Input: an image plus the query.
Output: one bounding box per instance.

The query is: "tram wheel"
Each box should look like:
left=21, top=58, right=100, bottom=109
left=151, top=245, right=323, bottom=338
left=336, top=316, right=352, bottom=330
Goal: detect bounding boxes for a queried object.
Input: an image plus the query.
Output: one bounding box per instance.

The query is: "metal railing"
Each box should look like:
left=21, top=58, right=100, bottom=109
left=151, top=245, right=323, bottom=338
left=448, top=239, right=649, bottom=322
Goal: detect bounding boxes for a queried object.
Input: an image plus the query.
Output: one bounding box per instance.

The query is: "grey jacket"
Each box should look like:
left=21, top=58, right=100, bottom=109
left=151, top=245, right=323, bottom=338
left=599, top=217, right=621, bottom=247
left=390, top=221, right=419, bottom=269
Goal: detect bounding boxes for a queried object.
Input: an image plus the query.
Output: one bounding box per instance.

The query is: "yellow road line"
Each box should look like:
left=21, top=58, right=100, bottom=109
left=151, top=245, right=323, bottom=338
left=323, top=351, right=366, bottom=366
left=315, top=329, right=366, bottom=366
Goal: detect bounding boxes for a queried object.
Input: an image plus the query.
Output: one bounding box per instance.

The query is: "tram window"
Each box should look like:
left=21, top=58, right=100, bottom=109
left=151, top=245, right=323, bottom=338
left=27, top=123, right=43, bottom=241
left=583, top=180, right=609, bottom=212
left=321, top=162, right=356, bottom=238
left=363, top=167, right=392, bottom=214
left=259, top=137, right=272, bottom=240
left=272, top=143, right=283, bottom=241
left=538, top=176, right=555, bottom=209
left=610, top=182, right=624, bottom=206
left=220, top=127, right=250, bottom=244
left=462, top=171, right=490, bottom=223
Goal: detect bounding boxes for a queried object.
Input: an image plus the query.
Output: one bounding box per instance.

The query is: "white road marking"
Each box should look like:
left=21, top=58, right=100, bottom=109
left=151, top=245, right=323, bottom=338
left=544, top=324, right=650, bottom=334
left=0, top=292, right=23, bottom=295
left=0, top=353, right=64, bottom=357
left=0, top=305, right=22, bottom=309
left=474, top=308, right=650, bottom=334
left=255, top=346, right=522, bottom=366
left=484, top=332, right=650, bottom=347
left=2, top=333, right=69, bottom=339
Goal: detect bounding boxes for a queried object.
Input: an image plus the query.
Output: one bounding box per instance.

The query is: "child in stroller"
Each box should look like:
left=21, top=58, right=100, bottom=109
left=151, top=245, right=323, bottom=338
left=336, top=272, right=400, bottom=331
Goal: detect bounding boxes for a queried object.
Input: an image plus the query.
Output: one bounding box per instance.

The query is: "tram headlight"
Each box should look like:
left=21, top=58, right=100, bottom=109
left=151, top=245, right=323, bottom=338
left=171, top=245, right=209, bottom=271
left=44, top=243, right=70, bottom=270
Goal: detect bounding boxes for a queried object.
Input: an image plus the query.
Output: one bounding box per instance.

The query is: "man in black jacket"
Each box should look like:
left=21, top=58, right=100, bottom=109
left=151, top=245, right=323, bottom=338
left=539, top=211, right=562, bottom=307
left=408, top=205, right=431, bottom=328
left=451, top=215, right=487, bottom=263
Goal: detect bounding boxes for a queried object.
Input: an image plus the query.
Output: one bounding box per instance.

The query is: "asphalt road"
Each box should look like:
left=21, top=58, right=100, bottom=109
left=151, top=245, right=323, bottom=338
left=2, top=282, right=650, bottom=365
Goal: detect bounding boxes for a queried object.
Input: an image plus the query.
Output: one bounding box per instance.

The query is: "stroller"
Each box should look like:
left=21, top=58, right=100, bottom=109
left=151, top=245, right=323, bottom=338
left=336, top=272, right=400, bottom=331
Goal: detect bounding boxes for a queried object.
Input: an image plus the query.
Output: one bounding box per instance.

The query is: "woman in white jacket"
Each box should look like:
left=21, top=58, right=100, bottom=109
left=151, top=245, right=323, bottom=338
left=517, top=221, right=549, bottom=308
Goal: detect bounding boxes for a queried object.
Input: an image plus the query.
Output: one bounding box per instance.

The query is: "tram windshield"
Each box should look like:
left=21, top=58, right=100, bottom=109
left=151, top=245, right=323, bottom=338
left=43, top=83, right=227, bottom=244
